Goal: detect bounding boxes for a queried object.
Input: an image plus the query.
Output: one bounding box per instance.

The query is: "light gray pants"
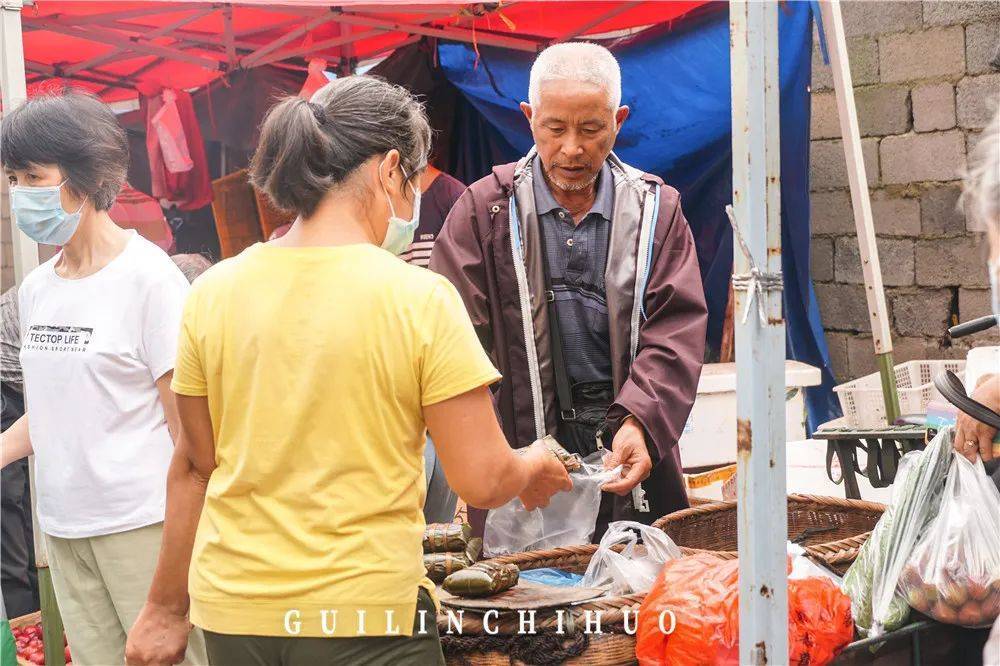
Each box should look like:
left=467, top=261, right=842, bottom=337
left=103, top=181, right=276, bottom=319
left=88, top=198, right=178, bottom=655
left=422, top=437, right=458, bottom=524
left=45, top=522, right=207, bottom=666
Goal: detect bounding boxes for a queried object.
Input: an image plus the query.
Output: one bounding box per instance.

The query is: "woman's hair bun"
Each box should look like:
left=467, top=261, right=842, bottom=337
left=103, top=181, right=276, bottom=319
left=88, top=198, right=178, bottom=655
left=250, top=76, right=430, bottom=218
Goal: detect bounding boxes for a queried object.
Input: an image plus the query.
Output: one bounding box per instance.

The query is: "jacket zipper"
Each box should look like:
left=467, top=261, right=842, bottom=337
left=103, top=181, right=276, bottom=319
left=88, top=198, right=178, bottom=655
left=628, top=184, right=659, bottom=513
left=630, top=184, right=660, bottom=357
left=504, top=195, right=547, bottom=440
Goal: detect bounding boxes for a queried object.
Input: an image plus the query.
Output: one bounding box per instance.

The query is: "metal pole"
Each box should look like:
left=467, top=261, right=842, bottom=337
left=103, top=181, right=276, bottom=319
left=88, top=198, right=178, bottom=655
left=819, top=0, right=900, bottom=423
left=1, top=8, right=64, bottom=666
left=730, top=2, right=788, bottom=664
left=1, top=0, right=38, bottom=286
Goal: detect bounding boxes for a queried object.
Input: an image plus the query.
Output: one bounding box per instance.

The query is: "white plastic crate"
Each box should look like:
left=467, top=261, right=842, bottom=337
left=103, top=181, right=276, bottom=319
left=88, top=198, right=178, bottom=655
left=833, top=359, right=966, bottom=428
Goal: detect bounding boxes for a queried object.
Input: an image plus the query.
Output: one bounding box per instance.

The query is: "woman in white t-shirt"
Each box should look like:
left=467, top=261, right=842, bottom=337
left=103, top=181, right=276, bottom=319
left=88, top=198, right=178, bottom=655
left=0, top=92, right=206, bottom=666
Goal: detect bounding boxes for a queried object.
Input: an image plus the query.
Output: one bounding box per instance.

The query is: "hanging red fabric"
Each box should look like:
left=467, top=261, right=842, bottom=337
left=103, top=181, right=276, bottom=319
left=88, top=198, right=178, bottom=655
left=144, top=88, right=213, bottom=211
left=109, top=183, right=175, bottom=253
left=299, top=59, right=330, bottom=100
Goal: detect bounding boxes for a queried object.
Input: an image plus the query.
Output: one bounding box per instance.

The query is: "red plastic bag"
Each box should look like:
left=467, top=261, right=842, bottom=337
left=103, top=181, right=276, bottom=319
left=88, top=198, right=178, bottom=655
left=636, top=554, right=854, bottom=666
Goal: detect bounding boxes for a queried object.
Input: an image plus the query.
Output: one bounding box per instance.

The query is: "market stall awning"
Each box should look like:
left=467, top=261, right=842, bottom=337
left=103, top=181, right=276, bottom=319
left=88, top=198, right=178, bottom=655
left=19, top=0, right=713, bottom=101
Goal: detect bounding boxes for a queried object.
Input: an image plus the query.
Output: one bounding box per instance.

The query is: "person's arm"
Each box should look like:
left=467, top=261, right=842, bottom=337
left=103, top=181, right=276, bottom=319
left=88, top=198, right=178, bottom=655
left=425, top=385, right=571, bottom=510
left=606, top=189, right=708, bottom=488
left=1, top=414, right=32, bottom=468
left=419, top=272, right=571, bottom=510
left=954, top=373, right=999, bottom=462
left=155, top=371, right=181, bottom=444
left=125, top=394, right=215, bottom=666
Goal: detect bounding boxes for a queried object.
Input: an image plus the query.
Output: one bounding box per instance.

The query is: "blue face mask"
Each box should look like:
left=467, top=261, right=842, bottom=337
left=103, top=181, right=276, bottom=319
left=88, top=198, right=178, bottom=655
left=11, top=181, right=84, bottom=246
left=380, top=164, right=421, bottom=256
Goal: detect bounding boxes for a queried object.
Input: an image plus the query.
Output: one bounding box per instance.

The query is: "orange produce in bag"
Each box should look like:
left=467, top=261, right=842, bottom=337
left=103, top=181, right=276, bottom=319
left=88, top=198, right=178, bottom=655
left=636, top=554, right=854, bottom=666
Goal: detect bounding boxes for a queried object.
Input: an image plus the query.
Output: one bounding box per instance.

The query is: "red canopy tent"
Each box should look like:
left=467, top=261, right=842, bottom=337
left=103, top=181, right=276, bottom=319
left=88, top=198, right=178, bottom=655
left=18, top=1, right=712, bottom=102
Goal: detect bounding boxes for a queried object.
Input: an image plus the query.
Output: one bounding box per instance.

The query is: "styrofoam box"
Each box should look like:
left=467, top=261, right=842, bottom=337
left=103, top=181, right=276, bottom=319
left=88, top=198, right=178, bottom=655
left=678, top=361, right=822, bottom=469
left=966, top=346, right=1000, bottom=394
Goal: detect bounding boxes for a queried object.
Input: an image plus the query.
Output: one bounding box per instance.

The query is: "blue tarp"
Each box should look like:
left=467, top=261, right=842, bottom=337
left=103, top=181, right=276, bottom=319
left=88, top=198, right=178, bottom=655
left=436, top=3, right=840, bottom=431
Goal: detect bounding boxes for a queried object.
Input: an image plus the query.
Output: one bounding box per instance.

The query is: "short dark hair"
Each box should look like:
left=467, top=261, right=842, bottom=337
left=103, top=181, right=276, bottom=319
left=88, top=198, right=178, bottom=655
left=1, top=91, right=129, bottom=211
left=249, top=76, right=431, bottom=218
left=170, top=253, right=213, bottom=283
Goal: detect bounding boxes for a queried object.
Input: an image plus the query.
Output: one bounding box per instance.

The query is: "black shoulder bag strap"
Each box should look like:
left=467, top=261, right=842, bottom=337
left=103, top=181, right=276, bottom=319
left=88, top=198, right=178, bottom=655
left=535, top=220, right=577, bottom=423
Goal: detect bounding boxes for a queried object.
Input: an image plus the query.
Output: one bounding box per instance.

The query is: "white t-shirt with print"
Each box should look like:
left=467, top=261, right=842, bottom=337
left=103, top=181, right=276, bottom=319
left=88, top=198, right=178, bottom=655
left=18, top=232, right=189, bottom=538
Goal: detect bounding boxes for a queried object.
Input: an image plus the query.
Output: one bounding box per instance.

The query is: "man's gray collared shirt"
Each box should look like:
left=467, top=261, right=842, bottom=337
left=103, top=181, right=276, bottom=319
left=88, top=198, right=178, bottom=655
left=531, top=156, right=614, bottom=386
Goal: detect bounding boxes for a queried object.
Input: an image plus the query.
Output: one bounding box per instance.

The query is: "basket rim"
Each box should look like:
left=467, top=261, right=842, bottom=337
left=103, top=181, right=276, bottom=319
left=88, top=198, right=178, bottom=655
left=487, top=542, right=717, bottom=568
left=652, top=493, right=884, bottom=525
left=649, top=493, right=884, bottom=554
left=463, top=495, right=881, bottom=618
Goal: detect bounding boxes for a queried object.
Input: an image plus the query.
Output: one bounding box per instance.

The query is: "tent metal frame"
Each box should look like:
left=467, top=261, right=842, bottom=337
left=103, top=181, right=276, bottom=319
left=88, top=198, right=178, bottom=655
left=0, top=2, right=902, bottom=665
left=16, top=1, right=571, bottom=94
left=24, top=16, right=227, bottom=70
left=12, top=0, right=656, bottom=93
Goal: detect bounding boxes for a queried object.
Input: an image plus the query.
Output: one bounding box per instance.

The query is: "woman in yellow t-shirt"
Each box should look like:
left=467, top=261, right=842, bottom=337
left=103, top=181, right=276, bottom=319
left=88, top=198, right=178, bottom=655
left=126, top=77, right=571, bottom=666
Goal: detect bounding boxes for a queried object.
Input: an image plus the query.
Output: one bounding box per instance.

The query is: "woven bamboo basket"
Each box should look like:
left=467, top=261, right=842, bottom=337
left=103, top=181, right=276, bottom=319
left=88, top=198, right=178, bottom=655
left=652, top=493, right=885, bottom=575
left=438, top=542, right=691, bottom=666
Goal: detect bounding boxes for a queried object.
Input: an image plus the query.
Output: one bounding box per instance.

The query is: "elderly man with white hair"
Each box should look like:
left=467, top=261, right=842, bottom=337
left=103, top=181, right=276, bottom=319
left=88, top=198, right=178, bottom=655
left=431, top=43, right=707, bottom=540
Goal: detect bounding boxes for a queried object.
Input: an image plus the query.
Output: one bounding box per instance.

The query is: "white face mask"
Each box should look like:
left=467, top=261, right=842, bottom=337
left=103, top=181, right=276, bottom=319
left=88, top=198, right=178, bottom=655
left=378, top=160, right=420, bottom=256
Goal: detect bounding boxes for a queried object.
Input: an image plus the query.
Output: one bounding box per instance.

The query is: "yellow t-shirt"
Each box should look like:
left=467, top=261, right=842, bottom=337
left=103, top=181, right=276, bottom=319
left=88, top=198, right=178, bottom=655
left=171, top=243, right=500, bottom=638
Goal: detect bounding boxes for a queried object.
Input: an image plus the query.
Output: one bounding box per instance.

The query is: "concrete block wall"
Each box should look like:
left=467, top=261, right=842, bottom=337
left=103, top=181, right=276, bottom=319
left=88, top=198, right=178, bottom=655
left=811, top=0, right=1000, bottom=382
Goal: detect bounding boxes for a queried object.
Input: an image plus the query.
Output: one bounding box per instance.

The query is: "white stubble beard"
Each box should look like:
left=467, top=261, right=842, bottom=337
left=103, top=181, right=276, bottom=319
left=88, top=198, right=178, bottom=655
left=544, top=166, right=599, bottom=193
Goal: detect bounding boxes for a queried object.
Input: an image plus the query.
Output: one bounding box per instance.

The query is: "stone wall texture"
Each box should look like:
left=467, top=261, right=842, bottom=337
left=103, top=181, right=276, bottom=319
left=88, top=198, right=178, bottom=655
left=811, top=0, right=1000, bottom=382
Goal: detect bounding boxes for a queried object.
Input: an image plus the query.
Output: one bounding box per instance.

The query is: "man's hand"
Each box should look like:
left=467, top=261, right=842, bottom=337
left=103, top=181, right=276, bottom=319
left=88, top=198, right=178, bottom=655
left=601, top=415, right=652, bottom=495
left=953, top=374, right=1000, bottom=463
left=125, top=602, right=191, bottom=666
left=517, top=439, right=573, bottom=510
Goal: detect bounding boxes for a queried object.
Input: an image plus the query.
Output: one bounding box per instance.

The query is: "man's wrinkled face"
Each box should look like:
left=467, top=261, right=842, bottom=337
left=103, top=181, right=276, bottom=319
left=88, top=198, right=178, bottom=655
left=521, top=79, right=629, bottom=192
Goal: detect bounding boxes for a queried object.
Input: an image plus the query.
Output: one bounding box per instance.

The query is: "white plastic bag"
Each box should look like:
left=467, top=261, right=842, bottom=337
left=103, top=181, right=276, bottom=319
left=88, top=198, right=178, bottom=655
left=483, top=452, right=620, bottom=557
left=841, top=427, right=953, bottom=637
left=897, top=453, right=1000, bottom=627
left=788, top=542, right=842, bottom=585
left=151, top=89, right=194, bottom=174
left=888, top=450, right=919, bottom=505
left=581, top=520, right=681, bottom=595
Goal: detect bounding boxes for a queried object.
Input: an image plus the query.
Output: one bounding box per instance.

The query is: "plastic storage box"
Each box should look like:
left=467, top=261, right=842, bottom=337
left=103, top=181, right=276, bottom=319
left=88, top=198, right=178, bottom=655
left=833, top=359, right=965, bottom=429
